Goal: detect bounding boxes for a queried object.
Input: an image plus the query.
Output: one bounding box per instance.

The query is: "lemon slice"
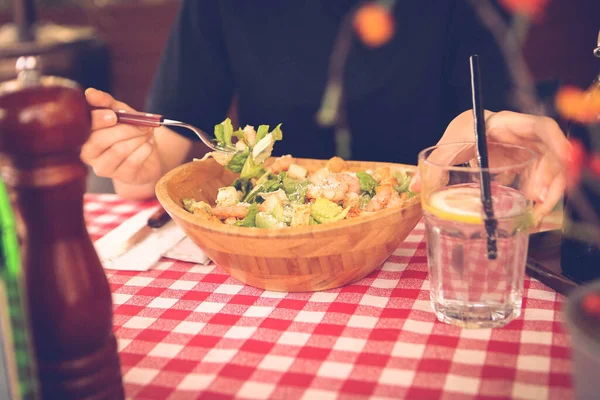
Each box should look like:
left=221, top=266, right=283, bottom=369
left=424, top=187, right=484, bottom=224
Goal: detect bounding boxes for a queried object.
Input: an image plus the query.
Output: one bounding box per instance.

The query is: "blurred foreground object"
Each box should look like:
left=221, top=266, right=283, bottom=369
left=559, top=31, right=600, bottom=284
left=0, top=56, right=124, bottom=399
left=0, top=171, right=39, bottom=399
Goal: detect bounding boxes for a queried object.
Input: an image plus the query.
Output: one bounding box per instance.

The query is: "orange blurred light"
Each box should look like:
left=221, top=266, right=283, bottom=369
left=353, top=3, right=395, bottom=48
left=555, top=86, right=600, bottom=124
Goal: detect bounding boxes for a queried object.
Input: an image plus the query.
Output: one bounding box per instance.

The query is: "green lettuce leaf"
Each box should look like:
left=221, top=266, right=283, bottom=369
left=279, top=173, right=309, bottom=204
left=289, top=185, right=308, bottom=204
left=356, top=171, right=378, bottom=195
left=310, top=197, right=350, bottom=224
left=256, top=125, right=270, bottom=142
left=279, top=173, right=294, bottom=193
left=271, top=123, right=283, bottom=141
left=261, top=179, right=281, bottom=195
left=243, top=172, right=280, bottom=203
left=239, top=204, right=259, bottom=227
left=222, top=118, right=234, bottom=146
left=233, top=128, right=245, bottom=140
left=393, top=171, right=410, bottom=194
left=240, top=154, right=266, bottom=180
left=255, top=212, right=287, bottom=228
left=391, top=170, right=416, bottom=198
left=214, top=124, right=225, bottom=145
left=227, top=148, right=250, bottom=173
left=288, top=181, right=309, bottom=203
left=270, top=203, right=287, bottom=224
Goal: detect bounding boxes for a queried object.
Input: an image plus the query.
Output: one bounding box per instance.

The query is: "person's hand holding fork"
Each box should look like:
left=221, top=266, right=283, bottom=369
left=80, top=88, right=193, bottom=200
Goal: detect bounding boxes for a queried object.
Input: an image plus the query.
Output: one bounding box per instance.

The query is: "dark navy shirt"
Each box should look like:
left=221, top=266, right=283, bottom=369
left=146, top=0, right=512, bottom=164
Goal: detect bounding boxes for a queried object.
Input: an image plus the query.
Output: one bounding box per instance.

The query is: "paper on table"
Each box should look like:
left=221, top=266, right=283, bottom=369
left=94, top=207, right=212, bottom=271
left=163, top=236, right=211, bottom=265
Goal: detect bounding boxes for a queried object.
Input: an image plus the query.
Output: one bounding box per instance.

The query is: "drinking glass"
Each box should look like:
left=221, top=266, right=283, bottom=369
left=418, top=142, right=537, bottom=328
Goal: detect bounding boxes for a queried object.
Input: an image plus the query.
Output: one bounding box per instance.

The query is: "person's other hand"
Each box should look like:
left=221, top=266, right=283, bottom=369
left=80, top=88, right=163, bottom=187
left=410, top=110, right=568, bottom=224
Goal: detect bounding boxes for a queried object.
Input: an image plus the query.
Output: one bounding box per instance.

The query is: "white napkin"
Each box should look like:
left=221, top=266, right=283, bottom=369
left=163, top=236, right=211, bottom=265
left=94, top=207, right=212, bottom=271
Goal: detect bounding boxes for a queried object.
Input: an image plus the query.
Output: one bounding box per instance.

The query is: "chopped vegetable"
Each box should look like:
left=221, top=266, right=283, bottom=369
left=238, top=204, right=259, bottom=227
left=255, top=212, right=287, bottom=228
left=271, top=202, right=287, bottom=223
left=310, top=198, right=350, bottom=224
left=227, top=148, right=250, bottom=173
left=256, top=125, right=270, bottom=142
left=243, top=172, right=280, bottom=203
left=356, top=171, right=378, bottom=195
left=214, top=118, right=235, bottom=147
left=240, top=154, right=266, bottom=180
left=280, top=174, right=309, bottom=204
left=270, top=123, right=283, bottom=141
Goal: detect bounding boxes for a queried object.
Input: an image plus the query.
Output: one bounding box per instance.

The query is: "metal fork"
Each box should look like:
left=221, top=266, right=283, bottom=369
left=103, top=109, right=236, bottom=153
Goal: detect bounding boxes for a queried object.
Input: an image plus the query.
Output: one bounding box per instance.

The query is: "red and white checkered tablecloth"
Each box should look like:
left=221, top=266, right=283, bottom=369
left=84, top=194, right=573, bottom=400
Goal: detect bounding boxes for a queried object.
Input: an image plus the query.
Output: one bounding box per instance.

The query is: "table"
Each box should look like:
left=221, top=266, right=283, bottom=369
left=85, top=194, right=573, bottom=400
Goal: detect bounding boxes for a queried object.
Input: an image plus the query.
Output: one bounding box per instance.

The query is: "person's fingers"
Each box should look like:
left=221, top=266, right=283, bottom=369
left=436, top=109, right=496, bottom=145
left=112, top=141, right=155, bottom=183
left=428, top=143, right=477, bottom=166
left=414, top=143, right=476, bottom=194
left=486, top=111, right=568, bottom=160
left=533, top=152, right=563, bottom=202
left=409, top=171, right=421, bottom=192
left=91, top=109, right=118, bottom=131
left=412, top=144, right=512, bottom=193
left=85, top=88, right=135, bottom=112
left=429, top=110, right=497, bottom=170
left=412, top=110, right=568, bottom=200
left=87, top=136, right=149, bottom=177
left=532, top=173, right=565, bottom=225
left=81, top=125, right=151, bottom=162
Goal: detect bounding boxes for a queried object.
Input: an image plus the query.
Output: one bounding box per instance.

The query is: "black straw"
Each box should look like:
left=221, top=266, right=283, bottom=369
left=469, top=55, right=497, bottom=260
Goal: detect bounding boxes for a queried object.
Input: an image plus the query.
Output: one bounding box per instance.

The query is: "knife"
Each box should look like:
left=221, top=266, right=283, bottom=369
left=106, top=207, right=172, bottom=261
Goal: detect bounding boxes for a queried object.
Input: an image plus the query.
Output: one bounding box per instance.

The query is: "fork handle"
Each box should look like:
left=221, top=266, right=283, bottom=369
left=92, top=107, right=164, bottom=127
left=113, top=109, right=164, bottom=128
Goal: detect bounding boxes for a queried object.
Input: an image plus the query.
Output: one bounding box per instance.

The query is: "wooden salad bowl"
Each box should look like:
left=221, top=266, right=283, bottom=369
left=155, top=157, right=423, bottom=292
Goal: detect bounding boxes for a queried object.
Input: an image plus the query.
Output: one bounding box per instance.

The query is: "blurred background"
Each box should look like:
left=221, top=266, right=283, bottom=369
left=0, top=0, right=599, bottom=194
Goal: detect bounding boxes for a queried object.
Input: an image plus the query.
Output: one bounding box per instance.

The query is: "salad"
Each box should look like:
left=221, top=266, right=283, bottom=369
left=182, top=118, right=415, bottom=228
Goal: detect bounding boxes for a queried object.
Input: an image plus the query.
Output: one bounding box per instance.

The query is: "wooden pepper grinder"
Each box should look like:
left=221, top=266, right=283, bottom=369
left=0, top=56, right=124, bottom=399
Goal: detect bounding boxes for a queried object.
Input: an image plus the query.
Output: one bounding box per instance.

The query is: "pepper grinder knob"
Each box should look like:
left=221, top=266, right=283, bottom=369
left=15, top=55, right=41, bottom=84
